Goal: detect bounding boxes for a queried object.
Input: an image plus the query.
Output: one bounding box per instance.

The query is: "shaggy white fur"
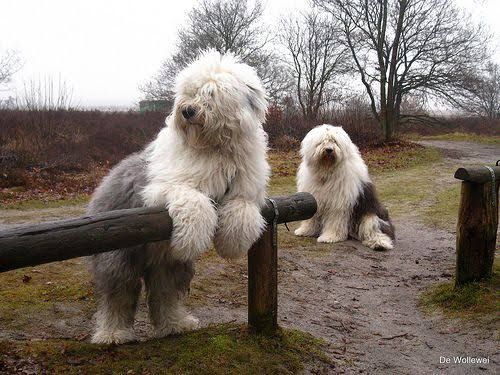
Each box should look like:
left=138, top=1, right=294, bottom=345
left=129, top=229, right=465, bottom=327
left=89, top=50, right=270, bottom=344
left=295, top=124, right=394, bottom=250
left=142, top=50, right=270, bottom=262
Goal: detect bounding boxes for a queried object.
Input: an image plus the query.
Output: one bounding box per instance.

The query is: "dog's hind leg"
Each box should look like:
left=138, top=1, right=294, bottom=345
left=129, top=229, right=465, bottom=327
left=92, top=274, right=141, bottom=344
left=145, top=261, right=199, bottom=338
left=358, top=214, right=394, bottom=251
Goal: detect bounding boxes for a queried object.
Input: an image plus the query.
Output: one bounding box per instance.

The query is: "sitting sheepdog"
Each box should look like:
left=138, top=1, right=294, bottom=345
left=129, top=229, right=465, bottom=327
left=295, top=124, right=394, bottom=251
left=88, top=51, right=269, bottom=344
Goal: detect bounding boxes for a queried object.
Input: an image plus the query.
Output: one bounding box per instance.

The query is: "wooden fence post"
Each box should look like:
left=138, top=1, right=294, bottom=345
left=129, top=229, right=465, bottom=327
left=248, top=224, right=277, bottom=334
left=454, top=166, right=500, bottom=287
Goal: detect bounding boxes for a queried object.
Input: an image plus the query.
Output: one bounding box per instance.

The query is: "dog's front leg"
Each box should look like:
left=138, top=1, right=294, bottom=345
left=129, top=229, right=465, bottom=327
left=318, top=211, right=349, bottom=243
left=295, top=216, right=320, bottom=237
left=163, top=186, right=218, bottom=262
left=214, top=198, right=266, bottom=259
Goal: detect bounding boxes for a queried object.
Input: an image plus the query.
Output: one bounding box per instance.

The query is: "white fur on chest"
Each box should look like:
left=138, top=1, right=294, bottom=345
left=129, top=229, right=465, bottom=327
left=298, top=160, right=368, bottom=215
left=142, top=127, right=238, bottom=205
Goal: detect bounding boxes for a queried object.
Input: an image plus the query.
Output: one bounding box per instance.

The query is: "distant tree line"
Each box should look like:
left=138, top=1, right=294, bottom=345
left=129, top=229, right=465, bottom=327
left=141, top=0, right=499, bottom=141
left=1, top=0, right=497, bottom=142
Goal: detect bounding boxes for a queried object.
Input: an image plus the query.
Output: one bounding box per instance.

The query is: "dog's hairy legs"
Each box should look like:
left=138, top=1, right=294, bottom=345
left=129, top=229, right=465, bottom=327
left=214, top=198, right=266, bottom=259
left=145, top=262, right=199, bottom=337
left=214, top=155, right=268, bottom=259
left=92, top=276, right=141, bottom=344
left=318, top=211, right=349, bottom=243
left=162, top=186, right=218, bottom=262
left=358, top=214, right=393, bottom=250
left=295, top=216, right=320, bottom=237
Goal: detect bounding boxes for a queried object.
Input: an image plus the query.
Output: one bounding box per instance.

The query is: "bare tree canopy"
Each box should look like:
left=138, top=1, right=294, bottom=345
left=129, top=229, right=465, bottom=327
left=141, top=0, right=291, bottom=102
left=280, top=11, right=350, bottom=121
left=0, top=50, right=21, bottom=88
left=454, top=62, right=500, bottom=118
left=314, top=0, right=490, bottom=141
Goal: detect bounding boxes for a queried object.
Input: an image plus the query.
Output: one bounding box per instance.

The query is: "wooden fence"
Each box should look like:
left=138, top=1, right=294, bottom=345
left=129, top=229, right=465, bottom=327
left=454, top=165, right=499, bottom=286
left=0, top=192, right=317, bottom=334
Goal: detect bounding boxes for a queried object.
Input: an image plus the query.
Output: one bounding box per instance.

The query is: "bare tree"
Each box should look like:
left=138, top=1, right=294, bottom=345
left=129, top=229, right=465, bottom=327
left=314, top=0, right=489, bottom=141
left=454, top=62, right=500, bottom=118
left=141, top=0, right=291, bottom=102
left=18, top=76, right=75, bottom=111
left=0, top=50, right=21, bottom=89
left=280, top=11, right=350, bottom=121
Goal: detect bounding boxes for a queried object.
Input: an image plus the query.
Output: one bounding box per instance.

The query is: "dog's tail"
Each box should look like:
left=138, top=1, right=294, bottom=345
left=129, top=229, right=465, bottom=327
left=358, top=214, right=395, bottom=251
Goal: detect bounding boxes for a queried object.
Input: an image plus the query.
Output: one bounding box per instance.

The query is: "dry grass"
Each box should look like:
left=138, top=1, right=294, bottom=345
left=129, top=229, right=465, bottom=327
left=420, top=262, right=499, bottom=330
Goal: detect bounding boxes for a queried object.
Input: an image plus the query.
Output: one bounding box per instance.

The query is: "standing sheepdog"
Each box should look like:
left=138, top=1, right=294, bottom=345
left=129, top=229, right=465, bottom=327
left=88, top=51, right=269, bottom=344
left=295, top=124, right=394, bottom=251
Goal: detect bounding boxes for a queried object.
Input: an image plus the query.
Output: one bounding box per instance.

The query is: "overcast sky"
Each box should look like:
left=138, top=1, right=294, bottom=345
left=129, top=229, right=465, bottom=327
left=1, top=0, right=498, bottom=108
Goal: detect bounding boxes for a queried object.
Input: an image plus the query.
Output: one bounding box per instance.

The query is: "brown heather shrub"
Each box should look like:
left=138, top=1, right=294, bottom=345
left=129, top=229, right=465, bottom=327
left=0, top=109, right=165, bottom=171
left=1, top=107, right=495, bottom=180
left=264, top=102, right=383, bottom=150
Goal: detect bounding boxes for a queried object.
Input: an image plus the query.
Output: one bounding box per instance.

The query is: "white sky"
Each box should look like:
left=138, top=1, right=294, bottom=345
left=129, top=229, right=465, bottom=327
left=0, top=0, right=498, bottom=108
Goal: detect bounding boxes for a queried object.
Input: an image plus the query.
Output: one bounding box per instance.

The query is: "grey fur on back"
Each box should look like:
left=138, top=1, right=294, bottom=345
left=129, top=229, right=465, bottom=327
left=88, top=150, right=194, bottom=340
left=87, top=151, right=148, bottom=215
left=88, top=151, right=151, bottom=285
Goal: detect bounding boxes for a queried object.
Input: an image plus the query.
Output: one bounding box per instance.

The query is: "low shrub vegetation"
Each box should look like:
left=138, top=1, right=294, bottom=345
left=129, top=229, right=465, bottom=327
left=420, top=263, right=499, bottom=325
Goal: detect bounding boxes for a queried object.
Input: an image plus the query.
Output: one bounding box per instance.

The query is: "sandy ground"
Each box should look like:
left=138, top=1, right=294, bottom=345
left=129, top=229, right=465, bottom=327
left=0, top=140, right=499, bottom=374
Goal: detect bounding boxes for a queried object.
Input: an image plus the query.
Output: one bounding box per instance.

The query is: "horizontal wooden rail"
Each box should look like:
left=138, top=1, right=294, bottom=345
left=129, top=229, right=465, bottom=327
left=454, top=166, right=500, bottom=183
left=0, top=192, right=317, bottom=273
left=0, top=192, right=317, bottom=335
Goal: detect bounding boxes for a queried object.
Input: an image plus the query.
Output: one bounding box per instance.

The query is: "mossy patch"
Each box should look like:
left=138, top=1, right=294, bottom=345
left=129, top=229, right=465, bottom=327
left=420, top=263, right=499, bottom=326
left=0, top=259, right=94, bottom=331
left=0, top=324, right=331, bottom=374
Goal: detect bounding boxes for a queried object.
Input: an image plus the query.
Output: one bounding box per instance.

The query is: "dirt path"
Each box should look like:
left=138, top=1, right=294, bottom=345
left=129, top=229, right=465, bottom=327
left=0, top=140, right=498, bottom=374
left=417, top=140, right=499, bottom=165
left=271, top=140, right=499, bottom=374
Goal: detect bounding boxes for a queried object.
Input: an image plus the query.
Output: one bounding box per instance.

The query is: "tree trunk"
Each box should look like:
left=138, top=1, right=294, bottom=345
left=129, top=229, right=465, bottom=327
left=379, top=110, right=396, bottom=142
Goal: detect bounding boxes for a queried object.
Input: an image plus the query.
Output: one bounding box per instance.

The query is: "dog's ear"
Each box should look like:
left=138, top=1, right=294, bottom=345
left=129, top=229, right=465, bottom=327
left=246, top=84, right=267, bottom=121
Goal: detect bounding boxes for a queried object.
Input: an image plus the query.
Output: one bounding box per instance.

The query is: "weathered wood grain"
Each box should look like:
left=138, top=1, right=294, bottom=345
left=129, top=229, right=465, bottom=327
left=454, top=166, right=500, bottom=183
left=248, top=225, right=277, bottom=334
left=455, top=180, right=499, bottom=286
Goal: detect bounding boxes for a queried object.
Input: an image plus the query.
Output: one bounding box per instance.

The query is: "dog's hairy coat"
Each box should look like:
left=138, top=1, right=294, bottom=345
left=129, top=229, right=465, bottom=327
left=295, top=124, right=394, bottom=250
left=88, top=51, right=270, bottom=344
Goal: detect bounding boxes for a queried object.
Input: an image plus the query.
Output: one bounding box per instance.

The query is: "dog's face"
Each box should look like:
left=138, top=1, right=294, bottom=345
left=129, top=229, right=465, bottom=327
left=301, top=124, right=355, bottom=168
left=172, top=50, right=267, bottom=149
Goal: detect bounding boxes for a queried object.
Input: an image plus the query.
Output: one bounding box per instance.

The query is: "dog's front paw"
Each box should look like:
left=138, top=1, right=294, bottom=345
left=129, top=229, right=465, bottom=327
left=214, top=200, right=265, bottom=259
left=317, top=233, right=347, bottom=243
left=294, top=222, right=317, bottom=237
left=168, top=193, right=218, bottom=262
left=155, top=315, right=200, bottom=337
left=91, top=328, right=136, bottom=345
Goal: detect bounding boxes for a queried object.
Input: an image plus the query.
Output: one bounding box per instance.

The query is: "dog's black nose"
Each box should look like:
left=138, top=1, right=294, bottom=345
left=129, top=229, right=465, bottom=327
left=325, top=148, right=333, bottom=154
left=182, top=106, right=197, bottom=120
